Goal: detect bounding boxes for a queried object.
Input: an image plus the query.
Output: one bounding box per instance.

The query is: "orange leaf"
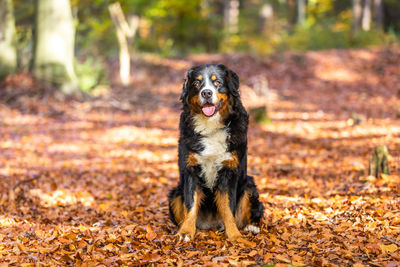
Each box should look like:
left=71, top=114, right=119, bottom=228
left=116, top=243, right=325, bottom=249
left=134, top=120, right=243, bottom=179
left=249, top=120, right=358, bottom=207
left=275, top=254, right=291, bottom=263
left=380, top=244, right=398, bottom=253
left=146, top=224, right=157, bottom=241
left=248, top=250, right=258, bottom=257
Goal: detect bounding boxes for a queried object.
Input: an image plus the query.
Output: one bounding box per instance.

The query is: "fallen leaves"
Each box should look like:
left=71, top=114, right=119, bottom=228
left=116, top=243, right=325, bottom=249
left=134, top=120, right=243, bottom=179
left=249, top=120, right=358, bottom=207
left=0, top=48, right=400, bottom=265
left=380, top=244, right=398, bottom=254
left=145, top=224, right=157, bottom=241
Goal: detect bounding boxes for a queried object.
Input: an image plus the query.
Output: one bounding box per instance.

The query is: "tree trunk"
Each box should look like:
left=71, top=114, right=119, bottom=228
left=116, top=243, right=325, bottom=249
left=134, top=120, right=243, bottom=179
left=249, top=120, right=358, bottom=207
left=108, top=2, right=139, bottom=86
left=373, top=0, right=383, bottom=31
left=224, top=0, right=239, bottom=35
left=362, top=0, right=372, bottom=31
left=33, top=0, right=77, bottom=93
left=249, top=106, right=271, bottom=124
left=0, top=0, right=17, bottom=79
left=297, top=0, right=306, bottom=25
left=369, top=145, right=390, bottom=178
left=352, top=0, right=362, bottom=32
left=259, top=4, right=273, bottom=34
left=286, top=0, right=297, bottom=26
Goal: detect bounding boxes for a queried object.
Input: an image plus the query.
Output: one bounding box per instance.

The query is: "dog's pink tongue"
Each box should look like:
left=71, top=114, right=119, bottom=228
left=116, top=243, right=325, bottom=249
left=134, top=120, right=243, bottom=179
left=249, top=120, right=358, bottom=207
left=202, top=105, right=216, bottom=117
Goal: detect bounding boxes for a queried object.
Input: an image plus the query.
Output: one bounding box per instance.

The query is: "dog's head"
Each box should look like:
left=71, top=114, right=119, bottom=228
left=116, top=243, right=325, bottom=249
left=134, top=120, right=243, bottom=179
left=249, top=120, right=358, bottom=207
left=180, top=64, right=240, bottom=118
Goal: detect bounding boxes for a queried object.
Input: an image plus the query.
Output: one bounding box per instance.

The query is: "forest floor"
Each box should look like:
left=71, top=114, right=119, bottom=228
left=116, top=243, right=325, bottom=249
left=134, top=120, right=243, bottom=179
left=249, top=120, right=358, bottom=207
left=1, top=48, right=400, bottom=266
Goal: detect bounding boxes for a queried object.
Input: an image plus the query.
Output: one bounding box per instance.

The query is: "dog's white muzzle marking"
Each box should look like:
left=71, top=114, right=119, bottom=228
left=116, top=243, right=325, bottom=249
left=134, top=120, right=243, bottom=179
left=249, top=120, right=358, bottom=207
left=199, top=78, right=218, bottom=105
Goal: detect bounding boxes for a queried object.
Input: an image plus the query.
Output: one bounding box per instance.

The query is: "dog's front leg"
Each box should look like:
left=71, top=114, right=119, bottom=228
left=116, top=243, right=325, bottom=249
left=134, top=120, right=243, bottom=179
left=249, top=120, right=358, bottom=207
left=177, top=173, right=203, bottom=241
left=215, top=168, right=242, bottom=241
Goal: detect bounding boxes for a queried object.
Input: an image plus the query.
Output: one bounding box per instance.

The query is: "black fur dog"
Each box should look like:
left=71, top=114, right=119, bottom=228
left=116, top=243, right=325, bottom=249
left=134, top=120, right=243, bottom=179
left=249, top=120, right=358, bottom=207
left=168, top=64, right=264, bottom=241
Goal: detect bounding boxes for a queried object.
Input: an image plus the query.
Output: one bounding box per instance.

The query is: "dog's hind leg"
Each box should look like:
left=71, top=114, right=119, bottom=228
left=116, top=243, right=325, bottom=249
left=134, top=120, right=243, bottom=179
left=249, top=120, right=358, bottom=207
left=235, top=175, right=264, bottom=234
left=177, top=189, right=203, bottom=241
left=234, top=189, right=252, bottom=229
left=246, top=175, right=265, bottom=225
left=169, top=187, right=186, bottom=226
left=235, top=189, right=263, bottom=235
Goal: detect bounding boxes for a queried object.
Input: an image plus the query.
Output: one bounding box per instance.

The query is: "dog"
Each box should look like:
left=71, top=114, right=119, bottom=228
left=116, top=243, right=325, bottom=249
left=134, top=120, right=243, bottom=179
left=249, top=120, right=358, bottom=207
left=168, top=64, right=264, bottom=241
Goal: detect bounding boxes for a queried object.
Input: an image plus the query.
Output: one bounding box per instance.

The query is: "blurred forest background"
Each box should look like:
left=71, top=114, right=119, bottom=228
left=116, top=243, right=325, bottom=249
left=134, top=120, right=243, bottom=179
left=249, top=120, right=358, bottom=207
left=1, top=1, right=400, bottom=265
left=1, top=0, right=400, bottom=91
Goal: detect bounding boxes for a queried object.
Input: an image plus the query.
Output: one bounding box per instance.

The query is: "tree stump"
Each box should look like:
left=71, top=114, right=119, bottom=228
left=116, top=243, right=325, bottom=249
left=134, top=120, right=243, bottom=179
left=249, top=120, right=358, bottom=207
left=369, top=145, right=390, bottom=178
left=249, top=106, right=271, bottom=124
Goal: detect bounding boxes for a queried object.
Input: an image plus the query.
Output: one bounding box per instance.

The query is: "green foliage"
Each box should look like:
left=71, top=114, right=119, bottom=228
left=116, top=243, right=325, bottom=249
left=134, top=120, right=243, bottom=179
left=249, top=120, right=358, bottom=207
left=72, top=0, right=116, bottom=57
left=249, top=106, right=271, bottom=125
left=138, top=0, right=222, bottom=54
left=14, top=0, right=34, bottom=69
left=72, top=0, right=223, bottom=56
left=10, top=0, right=400, bottom=74
left=240, top=0, right=398, bottom=54
left=75, top=57, right=108, bottom=92
left=282, top=19, right=396, bottom=51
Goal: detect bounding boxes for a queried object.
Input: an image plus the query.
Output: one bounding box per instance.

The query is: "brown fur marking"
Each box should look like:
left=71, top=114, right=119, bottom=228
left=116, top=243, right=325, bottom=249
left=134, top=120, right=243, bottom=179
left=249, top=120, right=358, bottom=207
left=171, top=195, right=185, bottom=225
left=215, top=191, right=242, bottom=240
left=187, top=152, right=198, bottom=166
left=189, top=95, right=201, bottom=114
left=197, top=75, right=203, bottom=81
left=216, top=93, right=230, bottom=119
left=178, top=190, right=204, bottom=239
left=235, top=190, right=252, bottom=229
left=211, top=75, right=217, bottom=81
left=222, top=151, right=239, bottom=169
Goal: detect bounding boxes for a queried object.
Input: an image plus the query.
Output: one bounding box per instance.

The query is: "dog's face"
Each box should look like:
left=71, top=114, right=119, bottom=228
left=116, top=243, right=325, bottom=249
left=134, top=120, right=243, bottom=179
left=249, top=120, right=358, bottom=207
left=181, top=64, right=239, bottom=118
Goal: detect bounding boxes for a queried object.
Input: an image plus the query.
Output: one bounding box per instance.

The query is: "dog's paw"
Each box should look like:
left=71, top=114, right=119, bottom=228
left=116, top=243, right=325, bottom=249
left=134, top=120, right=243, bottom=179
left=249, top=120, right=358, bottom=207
left=228, top=234, right=242, bottom=241
left=244, top=224, right=260, bottom=235
left=177, top=227, right=195, bottom=241
left=177, top=233, right=191, bottom=242
left=226, top=227, right=242, bottom=241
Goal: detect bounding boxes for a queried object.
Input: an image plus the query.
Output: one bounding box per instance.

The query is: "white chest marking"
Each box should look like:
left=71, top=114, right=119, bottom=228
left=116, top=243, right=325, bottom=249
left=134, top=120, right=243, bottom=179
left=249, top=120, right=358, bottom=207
left=193, top=114, right=232, bottom=189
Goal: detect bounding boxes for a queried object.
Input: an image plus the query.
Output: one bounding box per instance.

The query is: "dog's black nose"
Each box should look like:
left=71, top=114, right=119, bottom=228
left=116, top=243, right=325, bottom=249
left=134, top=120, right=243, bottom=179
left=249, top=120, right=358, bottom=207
left=201, top=89, right=213, bottom=99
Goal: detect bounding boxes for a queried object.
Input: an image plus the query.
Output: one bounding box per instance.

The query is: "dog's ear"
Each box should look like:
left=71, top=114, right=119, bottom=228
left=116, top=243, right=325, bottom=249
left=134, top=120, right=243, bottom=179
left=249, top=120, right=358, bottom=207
left=180, top=68, right=193, bottom=104
left=226, top=68, right=240, bottom=97
left=217, top=64, right=239, bottom=97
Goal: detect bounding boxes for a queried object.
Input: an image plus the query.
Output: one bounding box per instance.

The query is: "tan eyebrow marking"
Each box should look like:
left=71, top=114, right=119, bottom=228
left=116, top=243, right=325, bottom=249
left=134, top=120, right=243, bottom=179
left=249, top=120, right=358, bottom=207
left=211, top=75, right=217, bottom=81
left=197, top=75, right=203, bottom=81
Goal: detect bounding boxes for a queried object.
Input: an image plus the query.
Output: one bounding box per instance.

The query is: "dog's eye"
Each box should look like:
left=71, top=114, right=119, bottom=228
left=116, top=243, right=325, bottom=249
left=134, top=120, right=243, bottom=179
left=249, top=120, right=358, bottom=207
left=194, top=81, right=200, bottom=88
left=214, top=81, right=221, bottom=86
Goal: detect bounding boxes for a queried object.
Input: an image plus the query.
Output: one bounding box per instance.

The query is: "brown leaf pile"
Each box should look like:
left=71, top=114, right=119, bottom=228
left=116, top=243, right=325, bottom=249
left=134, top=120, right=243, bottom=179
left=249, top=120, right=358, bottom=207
left=0, top=48, right=400, bottom=266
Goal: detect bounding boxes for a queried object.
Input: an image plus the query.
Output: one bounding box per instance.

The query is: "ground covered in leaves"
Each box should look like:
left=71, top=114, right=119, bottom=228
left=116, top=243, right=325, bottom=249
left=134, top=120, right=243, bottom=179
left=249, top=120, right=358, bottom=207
left=1, top=48, right=400, bottom=266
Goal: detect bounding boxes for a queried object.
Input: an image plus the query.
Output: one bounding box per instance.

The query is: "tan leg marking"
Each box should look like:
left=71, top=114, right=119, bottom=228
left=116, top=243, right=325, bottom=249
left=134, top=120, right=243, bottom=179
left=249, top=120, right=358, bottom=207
left=178, top=190, right=204, bottom=240
left=215, top=191, right=242, bottom=241
left=235, top=190, right=252, bottom=229
left=170, top=195, right=186, bottom=225
left=187, top=152, right=198, bottom=166
left=222, top=151, right=239, bottom=169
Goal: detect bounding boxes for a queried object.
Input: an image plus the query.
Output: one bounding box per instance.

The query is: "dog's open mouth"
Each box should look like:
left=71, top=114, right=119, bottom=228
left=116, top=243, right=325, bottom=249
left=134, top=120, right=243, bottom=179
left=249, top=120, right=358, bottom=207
left=201, top=99, right=222, bottom=117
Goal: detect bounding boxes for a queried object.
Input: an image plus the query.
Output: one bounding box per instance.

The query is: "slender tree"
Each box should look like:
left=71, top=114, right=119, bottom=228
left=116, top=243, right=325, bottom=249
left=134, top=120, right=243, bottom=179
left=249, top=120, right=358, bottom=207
left=362, top=0, right=372, bottom=31
left=373, top=0, right=383, bottom=31
left=352, top=0, right=362, bottom=32
left=33, top=0, right=77, bottom=93
left=286, top=0, right=297, bottom=26
left=224, top=0, right=239, bottom=35
left=259, top=4, right=273, bottom=33
left=108, top=2, right=139, bottom=86
left=0, top=0, right=17, bottom=79
left=297, top=0, right=306, bottom=25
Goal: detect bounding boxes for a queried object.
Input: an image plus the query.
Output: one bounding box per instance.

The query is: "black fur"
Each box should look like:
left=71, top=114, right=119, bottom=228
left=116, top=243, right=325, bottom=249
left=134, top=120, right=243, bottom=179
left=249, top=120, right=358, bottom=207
left=169, top=64, right=264, bottom=233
